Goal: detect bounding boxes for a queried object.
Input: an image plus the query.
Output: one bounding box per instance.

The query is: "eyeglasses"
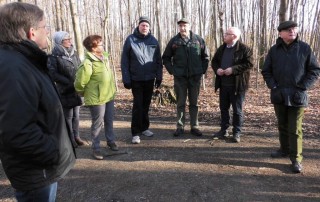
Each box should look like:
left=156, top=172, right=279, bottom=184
left=224, top=33, right=234, bottom=36
left=37, top=25, right=51, bottom=30
left=62, top=38, right=72, bottom=42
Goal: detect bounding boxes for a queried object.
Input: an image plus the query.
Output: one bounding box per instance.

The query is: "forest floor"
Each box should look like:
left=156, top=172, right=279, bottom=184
left=1, top=69, right=320, bottom=202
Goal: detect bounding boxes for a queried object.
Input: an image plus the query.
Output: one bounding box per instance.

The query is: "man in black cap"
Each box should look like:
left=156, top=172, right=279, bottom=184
left=121, top=16, right=163, bottom=144
left=162, top=18, right=209, bottom=137
left=262, top=20, right=320, bottom=173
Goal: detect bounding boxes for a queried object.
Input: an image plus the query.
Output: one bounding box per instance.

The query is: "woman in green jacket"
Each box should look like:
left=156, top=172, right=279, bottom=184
left=75, top=35, right=117, bottom=160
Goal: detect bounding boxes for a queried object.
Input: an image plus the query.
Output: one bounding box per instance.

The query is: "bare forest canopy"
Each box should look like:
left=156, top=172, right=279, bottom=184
left=2, top=0, right=320, bottom=70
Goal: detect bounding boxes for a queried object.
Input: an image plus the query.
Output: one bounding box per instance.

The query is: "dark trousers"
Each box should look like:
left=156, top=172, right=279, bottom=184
left=174, top=75, right=201, bottom=129
left=15, top=182, right=57, bottom=202
left=274, top=104, right=304, bottom=163
left=131, top=80, right=154, bottom=136
left=219, top=86, right=245, bottom=134
left=63, top=106, right=80, bottom=138
left=89, top=100, right=115, bottom=151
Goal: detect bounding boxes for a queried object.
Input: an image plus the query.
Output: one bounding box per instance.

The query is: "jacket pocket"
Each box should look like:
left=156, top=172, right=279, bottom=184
left=270, top=88, right=283, bottom=104
left=292, top=90, right=308, bottom=105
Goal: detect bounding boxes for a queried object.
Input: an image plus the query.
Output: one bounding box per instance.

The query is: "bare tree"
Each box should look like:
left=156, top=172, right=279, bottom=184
left=279, top=0, right=289, bottom=22
left=68, top=0, right=84, bottom=59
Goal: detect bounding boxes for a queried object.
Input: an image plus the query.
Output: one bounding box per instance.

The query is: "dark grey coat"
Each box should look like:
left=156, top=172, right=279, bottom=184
left=262, top=37, right=320, bottom=107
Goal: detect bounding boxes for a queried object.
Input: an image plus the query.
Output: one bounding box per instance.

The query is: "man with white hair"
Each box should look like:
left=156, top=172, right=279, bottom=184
left=211, top=27, right=253, bottom=143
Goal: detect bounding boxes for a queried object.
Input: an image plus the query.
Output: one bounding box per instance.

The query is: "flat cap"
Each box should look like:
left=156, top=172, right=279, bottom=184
left=277, top=20, right=298, bottom=31
left=139, top=16, right=150, bottom=25
left=177, top=18, right=189, bottom=24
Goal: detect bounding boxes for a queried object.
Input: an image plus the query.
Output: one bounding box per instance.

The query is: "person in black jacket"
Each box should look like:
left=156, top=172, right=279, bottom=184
left=121, top=16, right=163, bottom=144
left=48, top=31, right=87, bottom=147
left=211, top=27, right=253, bottom=143
left=262, top=21, right=320, bottom=173
left=0, top=3, right=76, bottom=201
left=162, top=18, right=209, bottom=137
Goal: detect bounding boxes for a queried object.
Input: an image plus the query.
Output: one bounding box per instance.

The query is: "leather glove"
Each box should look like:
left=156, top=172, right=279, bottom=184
left=123, top=83, right=132, bottom=89
left=155, top=79, right=162, bottom=89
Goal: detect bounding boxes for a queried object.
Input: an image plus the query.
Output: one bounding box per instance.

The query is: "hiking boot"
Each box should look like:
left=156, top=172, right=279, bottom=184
left=270, top=149, right=289, bottom=158
left=173, top=128, right=184, bottom=137
left=232, top=133, right=240, bottom=143
left=92, top=150, right=103, bottom=160
left=212, top=130, right=228, bottom=140
left=107, top=142, right=119, bottom=151
left=142, top=129, right=154, bottom=137
left=191, top=128, right=202, bottom=136
left=75, top=136, right=88, bottom=146
left=291, top=161, right=303, bottom=173
left=132, top=136, right=141, bottom=144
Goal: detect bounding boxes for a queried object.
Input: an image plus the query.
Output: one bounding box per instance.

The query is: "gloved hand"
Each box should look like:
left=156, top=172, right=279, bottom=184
left=155, top=79, right=162, bottom=89
left=124, top=83, right=132, bottom=89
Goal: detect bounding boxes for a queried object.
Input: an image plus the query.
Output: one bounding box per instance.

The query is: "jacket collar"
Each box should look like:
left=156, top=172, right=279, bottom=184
left=86, top=51, right=109, bottom=62
left=133, top=27, right=151, bottom=39
left=275, top=36, right=299, bottom=48
left=1, top=40, right=48, bottom=72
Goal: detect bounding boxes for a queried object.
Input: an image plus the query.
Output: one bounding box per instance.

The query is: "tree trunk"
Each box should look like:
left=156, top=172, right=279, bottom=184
left=279, top=0, right=289, bottom=22
left=68, top=0, right=84, bottom=59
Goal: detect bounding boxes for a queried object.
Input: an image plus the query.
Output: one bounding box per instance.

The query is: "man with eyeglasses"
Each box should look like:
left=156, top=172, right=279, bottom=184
left=211, top=27, right=253, bottom=143
left=0, top=2, right=75, bottom=201
left=262, top=20, right=320, bottom=173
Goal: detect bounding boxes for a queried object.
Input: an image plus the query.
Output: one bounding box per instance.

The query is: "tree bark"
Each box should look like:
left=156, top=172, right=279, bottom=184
left=68, top=0, right=84, bottom=59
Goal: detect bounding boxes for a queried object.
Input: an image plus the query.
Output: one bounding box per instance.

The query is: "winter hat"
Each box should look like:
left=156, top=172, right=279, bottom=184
left=139, top=16, right=150, bottom=25
left=53, top=31, right=70, bottom=45
left=277, top=20, right=298, bottom=32
left=177, top=18, right=189, bottom=24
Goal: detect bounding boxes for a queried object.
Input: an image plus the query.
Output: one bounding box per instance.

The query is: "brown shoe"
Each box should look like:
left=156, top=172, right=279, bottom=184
left=75, top=137, right=88, bottom=146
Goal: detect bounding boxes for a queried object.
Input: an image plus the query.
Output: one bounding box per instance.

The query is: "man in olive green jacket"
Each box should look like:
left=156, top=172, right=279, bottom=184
left=162, top=18, right=209, bottom=137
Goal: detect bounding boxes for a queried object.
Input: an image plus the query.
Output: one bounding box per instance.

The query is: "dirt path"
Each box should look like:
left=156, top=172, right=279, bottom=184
left=1, top=105, right=320, bottom=202
left=1, top=73, right=320, bottom=201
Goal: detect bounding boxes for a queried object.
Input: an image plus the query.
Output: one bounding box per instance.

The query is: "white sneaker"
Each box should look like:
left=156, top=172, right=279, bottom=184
left=142, top=129, right=154, bottom=137
left=132, top=136, right=141, bottom=144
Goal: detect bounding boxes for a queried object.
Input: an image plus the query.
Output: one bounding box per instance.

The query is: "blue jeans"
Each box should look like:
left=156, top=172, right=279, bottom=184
left=15, top=182, right=57, bottom=202
left=89, top=100, right=115, bottom=151
left=219, top=86, right=245, bottom=134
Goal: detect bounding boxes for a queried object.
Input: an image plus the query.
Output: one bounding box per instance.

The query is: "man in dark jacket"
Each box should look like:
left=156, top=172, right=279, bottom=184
left=211, top=27, right=253, bottom=143
left=162, top=18, right=209, bottom=137
left=262, top=21, right=320, bottom=173
left=0, top=3, right=76, bottom=201
left=121, top=16, right=163, bottom=144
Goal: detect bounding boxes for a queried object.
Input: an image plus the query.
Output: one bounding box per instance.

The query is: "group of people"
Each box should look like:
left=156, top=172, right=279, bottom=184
left=0, top=2, right=319, bottom=202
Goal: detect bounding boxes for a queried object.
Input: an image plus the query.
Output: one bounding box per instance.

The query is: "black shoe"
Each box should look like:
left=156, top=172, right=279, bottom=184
left=212, top=130, right=228, bottom=140
left=232, top=133, right=240, bottom=143
left=173, top=128, right=184, bottom=136
left=291, top=161, right=303, bottom=173
left=270, top=149, right=289, bottom=158
left=93, top=150, right=103, bottom=160
left=191, top=128, right=202, bottom=136
left=107, top=142, right=119, bottom=151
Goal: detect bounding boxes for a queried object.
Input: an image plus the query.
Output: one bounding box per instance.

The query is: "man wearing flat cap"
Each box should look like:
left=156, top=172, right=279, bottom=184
left=121, top=16, right=163, bottom=144
left=162, top=18, right=209, bottom=137
left=262, top=20, right=320, bottom=173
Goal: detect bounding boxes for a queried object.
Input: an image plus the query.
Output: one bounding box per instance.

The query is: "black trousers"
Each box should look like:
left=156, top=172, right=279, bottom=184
left=219, top=86, right=245, bottom=134
left=131, top=80, right=154, bottom=136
